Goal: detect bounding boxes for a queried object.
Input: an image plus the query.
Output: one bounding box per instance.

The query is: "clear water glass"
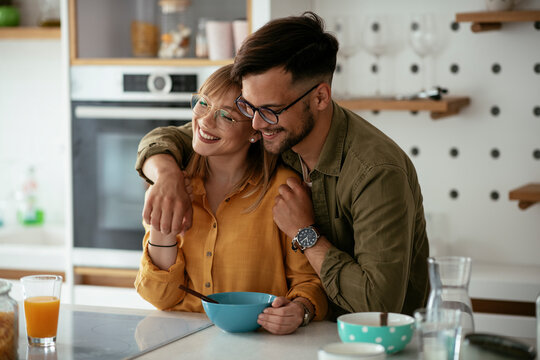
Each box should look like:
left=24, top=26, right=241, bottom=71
left=415, top=307, right=462, bottom=360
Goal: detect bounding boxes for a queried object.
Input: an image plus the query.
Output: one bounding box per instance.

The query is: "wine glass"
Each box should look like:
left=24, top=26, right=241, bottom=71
left=409, top=14, right=442, bottom=91
left=361, top=15, right=390, bottom=97
left=331, top=16, right=359, bottom=99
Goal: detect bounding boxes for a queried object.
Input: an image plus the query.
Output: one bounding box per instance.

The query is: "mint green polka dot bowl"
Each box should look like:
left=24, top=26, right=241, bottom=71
left=337, top=312, right=415, bottom=354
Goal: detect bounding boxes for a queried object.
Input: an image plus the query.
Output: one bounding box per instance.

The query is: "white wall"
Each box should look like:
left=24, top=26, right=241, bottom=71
left=308, top=0, right=540, bottom=267
left=0, top=39, right=66, bottom=226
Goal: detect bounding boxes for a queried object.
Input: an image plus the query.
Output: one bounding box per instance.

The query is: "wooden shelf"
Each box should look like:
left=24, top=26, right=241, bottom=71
left=336, top=96, right=470, bottom=119
left=456, top=10, right=540, bottom=32
left=71, top=57, right=233, bottom=67
left=0, top=27, right=61, bottom=39
left=509, top=183, right=540, bottom=210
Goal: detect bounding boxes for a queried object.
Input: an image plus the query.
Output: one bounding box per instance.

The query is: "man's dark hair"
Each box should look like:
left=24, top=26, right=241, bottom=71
left=231, top=12, right=339, bottom=84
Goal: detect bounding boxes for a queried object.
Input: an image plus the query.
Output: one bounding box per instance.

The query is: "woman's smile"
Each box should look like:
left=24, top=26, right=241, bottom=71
left=198, top=127, right=220, bottom=143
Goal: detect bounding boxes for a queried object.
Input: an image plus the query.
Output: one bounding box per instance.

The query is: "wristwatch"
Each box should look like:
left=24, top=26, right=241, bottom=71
left=291, top=225, right=320, bottom=253
left=293, top=300, right=312, bottom=327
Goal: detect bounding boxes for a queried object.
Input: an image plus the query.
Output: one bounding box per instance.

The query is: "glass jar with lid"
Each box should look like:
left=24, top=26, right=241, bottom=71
left=0, top=279, right=18, bottom=360
left=195, top=18, right=209, bottom=58
left=131, top=0, right=159, bottom=57
left=158, top=0, right=192, bottom=58
left=38, top=0, right=60, bottom=27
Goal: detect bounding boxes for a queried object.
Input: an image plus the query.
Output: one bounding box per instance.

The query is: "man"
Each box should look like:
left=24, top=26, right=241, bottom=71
left=135, top=12, right=429, bottom=319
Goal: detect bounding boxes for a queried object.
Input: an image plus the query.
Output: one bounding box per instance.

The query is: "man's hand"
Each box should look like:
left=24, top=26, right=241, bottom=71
left=142, top=154, right=193, bottom=235
left=257, top=297, right=304, bottom=334
left=273, top=177, right=315, bottom=238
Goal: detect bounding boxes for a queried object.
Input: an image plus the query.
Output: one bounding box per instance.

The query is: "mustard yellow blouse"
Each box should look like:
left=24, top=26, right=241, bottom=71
left=135, top=166, right=328, bottom=320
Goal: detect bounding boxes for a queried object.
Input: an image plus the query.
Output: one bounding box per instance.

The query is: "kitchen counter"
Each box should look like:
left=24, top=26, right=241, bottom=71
left=16, top=304, right=536, bottom=360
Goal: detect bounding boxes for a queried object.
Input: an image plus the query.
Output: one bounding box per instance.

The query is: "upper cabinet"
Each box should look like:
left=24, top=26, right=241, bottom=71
left=68, top=0, right=251, bottom=66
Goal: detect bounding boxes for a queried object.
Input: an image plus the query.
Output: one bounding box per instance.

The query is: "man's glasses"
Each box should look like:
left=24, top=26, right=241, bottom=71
left=191, top=94, right=251, bottom=127
left=234, top=83, right=320, bottom=125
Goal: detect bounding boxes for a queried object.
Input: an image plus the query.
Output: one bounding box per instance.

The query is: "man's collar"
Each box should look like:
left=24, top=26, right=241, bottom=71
left=283, top=101, right=346, bottom=177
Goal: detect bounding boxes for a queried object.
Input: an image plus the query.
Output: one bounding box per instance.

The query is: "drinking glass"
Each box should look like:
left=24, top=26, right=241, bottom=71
left=361, top=15, right=390, bottom=96
left=426, top=257, right=474, bottom=336
left=414, top=308, right=462, bottom=360
left=409, top=14, right=441, bottom=91
left=21, top=275, right=62, bottom=347
left=331, top=16, right=359, bottom=99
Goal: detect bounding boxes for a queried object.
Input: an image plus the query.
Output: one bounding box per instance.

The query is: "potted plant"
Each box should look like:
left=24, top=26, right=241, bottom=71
left=0, top=0, right=20, bottom=27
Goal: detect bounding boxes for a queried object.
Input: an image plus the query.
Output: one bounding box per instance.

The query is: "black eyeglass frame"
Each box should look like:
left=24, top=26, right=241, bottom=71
left=234, top=83, right=321, bottom=125
left=190, top=93, right=251, bottom=125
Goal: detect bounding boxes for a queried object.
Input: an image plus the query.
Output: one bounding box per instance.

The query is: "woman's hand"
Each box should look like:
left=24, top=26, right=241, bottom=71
left=257, top=297, right=304, bottom=335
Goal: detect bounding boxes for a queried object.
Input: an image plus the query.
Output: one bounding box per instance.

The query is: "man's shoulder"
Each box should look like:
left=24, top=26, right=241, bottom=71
left=334, top=104, right=413, bottom=180
left=340, top=107, right=408, bottom=164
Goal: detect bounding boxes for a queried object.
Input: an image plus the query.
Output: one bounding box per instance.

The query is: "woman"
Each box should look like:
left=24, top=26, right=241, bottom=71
left=135, top=65, right=327, bottom=335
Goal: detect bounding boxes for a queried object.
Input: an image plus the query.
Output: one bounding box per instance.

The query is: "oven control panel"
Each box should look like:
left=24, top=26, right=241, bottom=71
left=123, top=74, right=197, bottom=94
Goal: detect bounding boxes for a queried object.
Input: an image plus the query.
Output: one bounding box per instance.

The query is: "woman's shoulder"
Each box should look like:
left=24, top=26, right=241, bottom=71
left=272, top=164, right=300, bottom=184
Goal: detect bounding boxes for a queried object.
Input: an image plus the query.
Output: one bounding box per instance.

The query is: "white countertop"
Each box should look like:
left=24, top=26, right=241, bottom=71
left=15, top=304, right=536, bottom=360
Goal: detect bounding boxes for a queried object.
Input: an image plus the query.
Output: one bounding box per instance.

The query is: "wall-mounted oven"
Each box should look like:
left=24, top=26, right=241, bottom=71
left=70, top=66, right=216, bottom=268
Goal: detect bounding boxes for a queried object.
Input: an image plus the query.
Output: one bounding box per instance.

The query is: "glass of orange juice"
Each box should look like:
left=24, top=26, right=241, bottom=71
left=20, top=275, right=62, bottom=347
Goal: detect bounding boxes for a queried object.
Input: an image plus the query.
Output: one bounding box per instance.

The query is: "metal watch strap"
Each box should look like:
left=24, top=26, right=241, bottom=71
left=293, top=300, right=311, bottom=327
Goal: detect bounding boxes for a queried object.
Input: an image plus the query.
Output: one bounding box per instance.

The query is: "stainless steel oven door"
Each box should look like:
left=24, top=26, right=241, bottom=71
left=72, top=101, right=191, bottom=252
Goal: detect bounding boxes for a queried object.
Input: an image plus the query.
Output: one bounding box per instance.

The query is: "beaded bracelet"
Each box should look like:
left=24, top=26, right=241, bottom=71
left=148, top=241, right=178, bottom=248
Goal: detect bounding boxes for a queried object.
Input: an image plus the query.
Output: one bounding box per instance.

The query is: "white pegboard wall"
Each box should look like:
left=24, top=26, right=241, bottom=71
left=311, top=0, right=540, bottom=267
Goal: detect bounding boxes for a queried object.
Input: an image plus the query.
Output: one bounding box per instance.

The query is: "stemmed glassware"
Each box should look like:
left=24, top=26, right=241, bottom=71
left=331, top=16, right=359, bottom=99
left=409, top=14, right=442, bottom=91
left=361, top=15, right=390, bottom=97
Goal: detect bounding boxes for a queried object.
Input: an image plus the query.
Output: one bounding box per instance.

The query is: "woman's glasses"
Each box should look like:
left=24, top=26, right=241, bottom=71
left=191, top=94, right=251, bottom=127
left=234, top=83, right=320, bottom=125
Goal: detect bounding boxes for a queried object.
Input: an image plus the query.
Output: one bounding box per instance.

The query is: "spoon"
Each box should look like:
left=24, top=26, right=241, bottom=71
left=178, top=284, right=219, bottom=304
left=380, top=312, right=388, bottom=326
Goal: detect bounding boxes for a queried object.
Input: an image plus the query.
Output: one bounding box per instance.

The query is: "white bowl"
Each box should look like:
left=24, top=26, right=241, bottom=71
left=318, top=342, right=386, bottom=360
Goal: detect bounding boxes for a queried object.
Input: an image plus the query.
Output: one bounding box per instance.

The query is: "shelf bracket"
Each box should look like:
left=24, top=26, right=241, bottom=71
left=471, top=22, right=502, bottom=32
left=509, top=183, right=540, bottom=210
left=517, top=201, right=536, bottom=210
left=431, top=109, right=460, bottom=120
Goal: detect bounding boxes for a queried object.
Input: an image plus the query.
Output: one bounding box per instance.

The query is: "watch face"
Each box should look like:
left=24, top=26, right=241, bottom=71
left=298, top=227, right=318, bottom=248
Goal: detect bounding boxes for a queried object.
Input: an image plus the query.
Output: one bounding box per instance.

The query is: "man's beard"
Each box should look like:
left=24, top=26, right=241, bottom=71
left=262, top=104, right=315, bottom=155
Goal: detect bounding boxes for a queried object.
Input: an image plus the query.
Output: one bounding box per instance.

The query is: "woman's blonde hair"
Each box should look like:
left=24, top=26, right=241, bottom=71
left=185, top=64, right=278, bottom=212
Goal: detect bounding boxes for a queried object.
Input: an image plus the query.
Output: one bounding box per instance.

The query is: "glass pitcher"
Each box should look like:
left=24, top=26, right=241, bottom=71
left=427, top=256, right=474, bottom=335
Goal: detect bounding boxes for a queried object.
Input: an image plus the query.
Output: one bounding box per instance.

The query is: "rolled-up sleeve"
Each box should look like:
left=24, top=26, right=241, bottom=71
left=320, top=165, right=415, bottom=313
left=135, top=231, right=188, bottom=310
left=135, top=123, right=194, bottom=183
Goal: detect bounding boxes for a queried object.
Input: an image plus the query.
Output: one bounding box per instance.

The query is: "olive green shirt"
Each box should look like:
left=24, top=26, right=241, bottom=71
left=135, top=101, right=429, bottom=318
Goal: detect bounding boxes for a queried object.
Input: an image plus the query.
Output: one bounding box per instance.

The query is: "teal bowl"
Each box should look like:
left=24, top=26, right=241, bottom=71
left=201, top=291, right=275, bottom=333
left=337, top=312, right=415, bottom=354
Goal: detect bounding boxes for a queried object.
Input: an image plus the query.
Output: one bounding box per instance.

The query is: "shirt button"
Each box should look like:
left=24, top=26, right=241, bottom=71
left=213, top=223, right=216, bottom=228
left=206, top=251, right=212, bottom=257
left=205, top=282, right=211, bottom=288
